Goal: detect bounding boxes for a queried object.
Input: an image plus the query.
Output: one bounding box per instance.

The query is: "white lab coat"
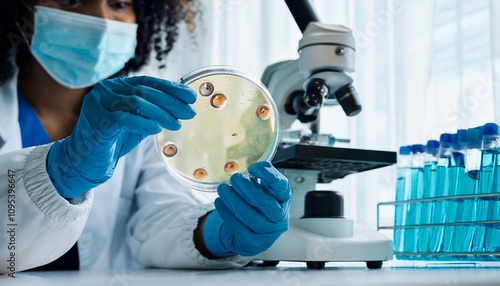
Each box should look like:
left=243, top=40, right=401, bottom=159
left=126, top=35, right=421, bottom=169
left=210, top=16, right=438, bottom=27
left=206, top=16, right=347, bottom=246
left=0, top=71, right=250, bottom=274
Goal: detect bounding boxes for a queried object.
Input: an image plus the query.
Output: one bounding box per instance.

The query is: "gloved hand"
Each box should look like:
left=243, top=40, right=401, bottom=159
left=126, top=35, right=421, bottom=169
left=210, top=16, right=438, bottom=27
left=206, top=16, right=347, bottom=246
left=203, top=161, right=291, bottom=257
left=47, top=76, right=196, bottom=198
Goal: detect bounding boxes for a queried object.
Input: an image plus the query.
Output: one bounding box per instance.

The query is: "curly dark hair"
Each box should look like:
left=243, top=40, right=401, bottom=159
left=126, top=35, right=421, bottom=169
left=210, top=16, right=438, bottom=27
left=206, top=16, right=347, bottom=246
left=0, top=0, right=199, bottom=86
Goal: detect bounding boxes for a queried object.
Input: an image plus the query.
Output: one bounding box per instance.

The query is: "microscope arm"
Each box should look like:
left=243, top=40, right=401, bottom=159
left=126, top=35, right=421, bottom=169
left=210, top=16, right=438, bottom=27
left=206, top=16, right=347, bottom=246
left=284, top=0, right=319, bottom=33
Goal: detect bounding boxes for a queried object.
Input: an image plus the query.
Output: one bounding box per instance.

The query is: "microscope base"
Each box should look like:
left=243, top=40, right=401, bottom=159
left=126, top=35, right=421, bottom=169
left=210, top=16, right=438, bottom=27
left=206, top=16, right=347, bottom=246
left=253, top=219, right=393, bottom=269
left=258, top=145, right=397, bottom=269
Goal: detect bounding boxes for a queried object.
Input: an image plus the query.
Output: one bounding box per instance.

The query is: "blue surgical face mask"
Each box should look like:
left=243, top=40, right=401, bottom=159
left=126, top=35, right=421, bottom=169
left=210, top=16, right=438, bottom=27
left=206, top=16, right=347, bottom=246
left=28, top=6, right=138, bottom=89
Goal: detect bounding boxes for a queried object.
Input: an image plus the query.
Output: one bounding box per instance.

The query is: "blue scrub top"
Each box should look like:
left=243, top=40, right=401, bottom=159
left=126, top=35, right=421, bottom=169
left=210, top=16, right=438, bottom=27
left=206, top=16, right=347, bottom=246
left=17, top=92, right=51, bottom=148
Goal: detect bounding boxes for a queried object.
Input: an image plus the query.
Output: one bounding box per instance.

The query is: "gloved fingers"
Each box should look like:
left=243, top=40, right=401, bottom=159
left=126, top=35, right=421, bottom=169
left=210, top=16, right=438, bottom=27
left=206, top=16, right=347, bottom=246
left=84, top=91, right=164, bottom=135
left=214, top=197, right=252, bottom=239
left=248, top=161, right=291, bottom=203
left=217, top=184, right=287, bottom=234
left=216, top=198, right=282, bottom=256
left=232, top=232, right=282, bottom=256
left=229, top=173, right=288, bottom=223
left=120, top=76, right=197, bottom=104
left=98, top=80, right=196, bottom=121
left=202, top=210, right=237, bottom=258
left=93, top=84, right=186, bottom=131
left=133, top=84, right=196, bottom=120
left=116, top=103, right=182, bottom=132
left=107, top=109, right=165, bottom=135
left=105, top=93, right=184, bottom=131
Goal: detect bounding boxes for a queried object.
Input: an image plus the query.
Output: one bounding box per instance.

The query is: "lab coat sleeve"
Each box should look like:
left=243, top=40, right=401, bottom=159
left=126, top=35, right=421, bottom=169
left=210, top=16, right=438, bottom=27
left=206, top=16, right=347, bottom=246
left=126, top=138, right=252, bottom=269
left=0, top=143, right=93, bottom=274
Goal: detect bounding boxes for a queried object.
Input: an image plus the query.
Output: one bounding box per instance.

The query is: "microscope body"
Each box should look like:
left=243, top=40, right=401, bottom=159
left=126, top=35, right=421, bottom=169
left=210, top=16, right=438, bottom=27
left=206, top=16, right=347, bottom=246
left=254, top=3, right=395, bottom=269
left=262, top=22, right=360, bottom=132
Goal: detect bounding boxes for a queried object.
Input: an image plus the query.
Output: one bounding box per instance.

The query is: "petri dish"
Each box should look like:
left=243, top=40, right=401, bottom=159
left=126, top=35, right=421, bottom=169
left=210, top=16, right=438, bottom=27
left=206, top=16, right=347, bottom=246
left=155, top=66, right=280, bottom=191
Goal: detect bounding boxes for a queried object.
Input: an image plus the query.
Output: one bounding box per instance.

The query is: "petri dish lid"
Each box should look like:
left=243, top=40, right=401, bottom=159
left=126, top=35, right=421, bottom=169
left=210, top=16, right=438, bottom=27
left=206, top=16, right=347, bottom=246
left=155, top=66, right=280, bottom=191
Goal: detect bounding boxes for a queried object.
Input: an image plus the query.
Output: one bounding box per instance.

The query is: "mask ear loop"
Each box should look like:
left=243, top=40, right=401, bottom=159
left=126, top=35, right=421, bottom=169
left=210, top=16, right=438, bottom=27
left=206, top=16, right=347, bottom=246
left=15, top=1, right=35, bottom=46
left=20, top=0, right=34, bottom=12
left=15, top=22, right=30, bottom=46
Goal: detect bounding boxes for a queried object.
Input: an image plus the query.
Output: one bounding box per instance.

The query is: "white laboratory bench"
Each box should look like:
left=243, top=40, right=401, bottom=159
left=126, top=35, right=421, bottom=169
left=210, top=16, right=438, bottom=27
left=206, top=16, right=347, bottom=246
left=2, top=262, right=499, bottom=286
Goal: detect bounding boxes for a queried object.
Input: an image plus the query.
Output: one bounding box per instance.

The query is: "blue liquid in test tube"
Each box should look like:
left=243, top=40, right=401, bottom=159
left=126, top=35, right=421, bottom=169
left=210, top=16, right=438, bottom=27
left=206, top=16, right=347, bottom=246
left=471, top=124, right=496, bottom=254
left=456, top=127, right=482, bottom=254
left=481, top=123, right=500, bottom=256
left=429, top=133, right=452, bottom=254
left=442, top=133, right=465, bottom=256
left=417, top=140, right=440, bottom=255
left=451, top=129, right=472, bottom=254
left=403, top=144, right=425, bottom=257
left=394, top=146, right=411, bottom=258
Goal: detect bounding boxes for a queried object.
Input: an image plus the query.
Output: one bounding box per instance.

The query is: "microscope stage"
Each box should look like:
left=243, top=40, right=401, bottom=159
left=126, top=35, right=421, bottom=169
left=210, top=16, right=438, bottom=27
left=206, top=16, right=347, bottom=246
left=272, top=144, right=396, bottom=183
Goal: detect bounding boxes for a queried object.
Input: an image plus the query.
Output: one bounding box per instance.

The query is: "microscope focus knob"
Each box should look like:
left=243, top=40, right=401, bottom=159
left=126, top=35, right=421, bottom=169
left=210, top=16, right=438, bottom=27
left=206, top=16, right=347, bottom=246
left=302, top=191, right=344, bottom=218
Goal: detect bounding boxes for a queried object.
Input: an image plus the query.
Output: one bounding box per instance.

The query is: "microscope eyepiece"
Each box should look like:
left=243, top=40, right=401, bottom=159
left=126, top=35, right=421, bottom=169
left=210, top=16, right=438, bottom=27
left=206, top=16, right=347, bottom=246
left=334, top=84, right=362, bottom=117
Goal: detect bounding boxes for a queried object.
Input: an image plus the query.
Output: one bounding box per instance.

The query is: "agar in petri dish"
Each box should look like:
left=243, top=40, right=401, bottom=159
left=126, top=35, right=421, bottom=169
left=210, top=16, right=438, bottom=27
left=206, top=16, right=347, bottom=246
left=155, top=66, right=280, bottom=191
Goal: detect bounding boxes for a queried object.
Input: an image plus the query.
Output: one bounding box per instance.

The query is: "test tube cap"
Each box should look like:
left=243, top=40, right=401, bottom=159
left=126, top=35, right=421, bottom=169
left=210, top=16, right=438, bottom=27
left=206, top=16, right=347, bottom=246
left=449, top=133, right=457, bottom=149
left=425, top=140, right=440, bottom=155
left=481, top=122, right=500, bottom=136
left=457, top=129, right=467, bottom=143
left=399, top=145, right=411, bottom=155
left=439, top=133, right=453, bottom=143
left=411, top=144, right=426, bottom=153
left=466, top=127, right=482, bottom=146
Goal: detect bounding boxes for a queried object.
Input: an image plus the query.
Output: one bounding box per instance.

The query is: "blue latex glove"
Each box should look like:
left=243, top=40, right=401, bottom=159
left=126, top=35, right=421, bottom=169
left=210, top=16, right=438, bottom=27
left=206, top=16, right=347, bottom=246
left=47, top=76, right=196, bottom=198
left=203, top=161, right=291, bottom=257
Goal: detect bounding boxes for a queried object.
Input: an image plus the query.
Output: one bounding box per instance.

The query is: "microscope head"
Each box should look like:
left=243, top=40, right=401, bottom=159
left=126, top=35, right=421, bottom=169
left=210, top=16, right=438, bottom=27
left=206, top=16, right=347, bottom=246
left=262, top=22, right=362, bottom=130
left=295, top=23, right=362, bottom=119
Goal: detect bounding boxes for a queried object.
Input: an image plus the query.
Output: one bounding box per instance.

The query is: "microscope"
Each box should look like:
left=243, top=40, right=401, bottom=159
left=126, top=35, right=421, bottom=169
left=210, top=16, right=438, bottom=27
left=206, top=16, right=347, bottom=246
left=253, top=0, right=396, bottom=269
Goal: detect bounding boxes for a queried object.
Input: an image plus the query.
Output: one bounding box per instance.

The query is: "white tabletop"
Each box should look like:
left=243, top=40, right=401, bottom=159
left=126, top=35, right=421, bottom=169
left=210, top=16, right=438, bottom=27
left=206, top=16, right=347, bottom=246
left=2, top=262, right=500, bottom=286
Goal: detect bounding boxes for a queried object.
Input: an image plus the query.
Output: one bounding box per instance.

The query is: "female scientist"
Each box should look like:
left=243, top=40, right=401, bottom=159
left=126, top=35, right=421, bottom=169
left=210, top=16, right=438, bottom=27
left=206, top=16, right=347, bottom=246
left=0, top=0, right=290, bottom=273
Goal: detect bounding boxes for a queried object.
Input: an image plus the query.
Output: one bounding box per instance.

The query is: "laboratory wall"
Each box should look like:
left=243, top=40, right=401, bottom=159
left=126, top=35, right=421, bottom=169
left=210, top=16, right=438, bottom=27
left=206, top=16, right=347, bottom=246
left=141, top=0, right=500, bottom=227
